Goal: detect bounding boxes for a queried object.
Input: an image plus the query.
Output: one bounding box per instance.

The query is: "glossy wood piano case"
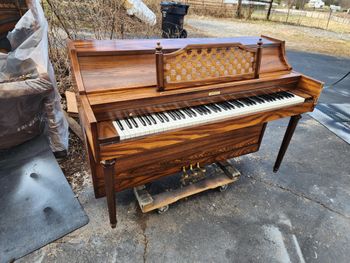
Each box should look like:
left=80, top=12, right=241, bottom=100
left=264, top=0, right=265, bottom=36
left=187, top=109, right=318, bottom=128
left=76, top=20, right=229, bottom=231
left=68, top=36, right=323, bottom=227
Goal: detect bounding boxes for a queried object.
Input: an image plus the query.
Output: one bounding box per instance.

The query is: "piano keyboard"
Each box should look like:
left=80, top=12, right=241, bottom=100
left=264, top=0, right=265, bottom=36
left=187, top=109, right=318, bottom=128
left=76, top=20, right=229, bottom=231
left=113, top=91, right=305, bottom=140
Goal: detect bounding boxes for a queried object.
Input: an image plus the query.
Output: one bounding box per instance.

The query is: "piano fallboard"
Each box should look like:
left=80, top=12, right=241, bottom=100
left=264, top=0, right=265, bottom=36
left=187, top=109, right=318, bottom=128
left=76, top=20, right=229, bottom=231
left=89, top=72, right=302, bottom=121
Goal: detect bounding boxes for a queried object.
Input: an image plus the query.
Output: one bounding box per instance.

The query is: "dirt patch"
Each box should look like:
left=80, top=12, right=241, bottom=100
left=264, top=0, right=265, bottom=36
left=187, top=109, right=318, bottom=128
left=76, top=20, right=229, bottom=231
left=185, top=15, right=350, bottom=58
left=58, top=132, right=90, bottom=194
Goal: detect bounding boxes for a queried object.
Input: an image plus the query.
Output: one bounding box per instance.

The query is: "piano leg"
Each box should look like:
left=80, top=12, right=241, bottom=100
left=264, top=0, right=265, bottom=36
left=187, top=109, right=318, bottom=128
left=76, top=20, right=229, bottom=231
left=273, top=115, right=302, bottom=173
left=101, top=159, right=117, bottom=228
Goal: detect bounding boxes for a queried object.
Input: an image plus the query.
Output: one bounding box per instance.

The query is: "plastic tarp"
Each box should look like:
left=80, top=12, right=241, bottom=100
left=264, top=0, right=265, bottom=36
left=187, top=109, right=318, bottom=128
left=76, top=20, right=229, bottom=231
left=0, top=0, right=68, bottom=153
left=123, top=0, right=157, bottom=26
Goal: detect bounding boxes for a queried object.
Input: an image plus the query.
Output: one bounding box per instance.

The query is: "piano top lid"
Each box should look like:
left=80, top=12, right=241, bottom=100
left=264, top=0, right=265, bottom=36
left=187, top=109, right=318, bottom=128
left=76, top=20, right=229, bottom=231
left=68, top=36, right=291, bottom=95
left=70, top=36, right=277, bottom=55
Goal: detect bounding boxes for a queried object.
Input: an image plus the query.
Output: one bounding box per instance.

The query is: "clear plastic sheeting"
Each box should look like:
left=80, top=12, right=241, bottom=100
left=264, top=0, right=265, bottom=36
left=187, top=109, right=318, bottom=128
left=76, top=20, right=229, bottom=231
left=123, top=0, right=157, bottom=26
left=0, top=0, right=68, bottom=152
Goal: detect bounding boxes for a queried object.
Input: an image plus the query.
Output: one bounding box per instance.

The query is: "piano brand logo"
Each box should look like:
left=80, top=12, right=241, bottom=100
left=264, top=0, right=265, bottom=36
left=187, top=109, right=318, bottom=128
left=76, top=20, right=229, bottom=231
left=209, top=91, right=221, bottom=96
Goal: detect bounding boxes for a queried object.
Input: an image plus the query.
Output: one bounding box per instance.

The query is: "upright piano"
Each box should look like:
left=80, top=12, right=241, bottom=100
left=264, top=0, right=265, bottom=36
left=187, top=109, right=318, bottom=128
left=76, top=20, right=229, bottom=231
left=68, top=36, right=323, bottom=228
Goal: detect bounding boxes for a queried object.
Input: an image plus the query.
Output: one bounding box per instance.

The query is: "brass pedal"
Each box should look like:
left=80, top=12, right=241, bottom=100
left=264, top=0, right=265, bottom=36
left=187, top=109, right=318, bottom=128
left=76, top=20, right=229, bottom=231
left=180, top=166, right=190, bottom=186
left=133, top=162, right=241, bottom=214
left=182, top=163, right=207, bottom=186
left=195, top=162, right=206, bottom=174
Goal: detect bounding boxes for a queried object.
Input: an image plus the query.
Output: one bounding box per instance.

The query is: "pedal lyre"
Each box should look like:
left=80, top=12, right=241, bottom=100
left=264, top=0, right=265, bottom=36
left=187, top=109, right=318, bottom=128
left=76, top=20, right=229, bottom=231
left=180, top=166, right=189, bottom=186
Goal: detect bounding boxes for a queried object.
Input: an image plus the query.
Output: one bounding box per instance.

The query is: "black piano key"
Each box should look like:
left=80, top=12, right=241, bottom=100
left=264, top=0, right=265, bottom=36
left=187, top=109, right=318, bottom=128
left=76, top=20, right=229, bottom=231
left=201, top=106, right=209, bottom=114
left=216, top=103, right=227, bottom=111
left=278, top=91, right=289, bottom=98
left=125, top=118, right=133, bottom=129
left=225, top=101, right=236, bottom=109
left=182, top=108, right=192, bottom=117
left=171, top=110, right=181, bottom=120
left=245, top=98, right=257, bottom=105
left=212, top=102, right=222, bottom=112
left=176, top=110, right=186, bottom=119
left=212, top=103, right=223, bottom=111
left=130, top=117, right=138, bottom=128
left=276, top=92, right=285, bottom=98
left=115, top=119, right=124, bottom=130
left=222, top=101, right=233, bottom=109
left=230, top=100, right=244, bottom=108
left=258, top=95, right=269, bottom=102
left=282, top=91, right=294, bottom=98
left=265, top=94, right=276, bottom=101
left=137, top=116, right=147, bottom=126
left=155, top=113, right=164, bottom=123
left=270, top=93, right=283, bottom=100
left=187, top=108, right=197, bottom=117
left=260, top=95, right=273, bottom=102
left=148, top=115, right=157, bottom=124
left=198, top=105, right=210, bottom=114
left=238, top=99, right=251, bottom=106
left=251, top=96, right=264, bottom=104
left=207, top=104, right=218, bottom=113
left=193, top=107, right=204, bottom=115
left=201, top=105, right=211, bottom=114
left=160, top=112, right=169, bottom=122
left=277, top=93, right=285, bottom=99
left=203, top=105, right=212, bottom=113
left=215, top=103, right=225, bottom=111
left=255, top=96, right=267, bottom=103
left=274, top=92, right=285, bottom=99
left=144, top=115, right=152, bottom=125
left=218, top=101, right=231, bottom=110
left=245, top=98, right=255, bottom=105
left=167, top=111, right=177, bottom=120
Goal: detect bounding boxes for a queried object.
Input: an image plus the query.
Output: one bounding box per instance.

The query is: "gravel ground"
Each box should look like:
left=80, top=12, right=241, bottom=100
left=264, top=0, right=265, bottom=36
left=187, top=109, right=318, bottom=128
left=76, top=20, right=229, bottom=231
left=185, top=15, right=350, bottom=57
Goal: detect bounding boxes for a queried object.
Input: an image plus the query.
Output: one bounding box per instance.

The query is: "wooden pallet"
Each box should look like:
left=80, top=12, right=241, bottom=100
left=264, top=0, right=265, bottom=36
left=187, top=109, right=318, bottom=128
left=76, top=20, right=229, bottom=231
left=134, top=161, right=241, bottom=213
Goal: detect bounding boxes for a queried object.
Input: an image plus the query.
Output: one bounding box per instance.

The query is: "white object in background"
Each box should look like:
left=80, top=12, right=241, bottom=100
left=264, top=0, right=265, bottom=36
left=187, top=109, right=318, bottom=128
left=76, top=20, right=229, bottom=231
left=123, top=0, right=157, bottom=26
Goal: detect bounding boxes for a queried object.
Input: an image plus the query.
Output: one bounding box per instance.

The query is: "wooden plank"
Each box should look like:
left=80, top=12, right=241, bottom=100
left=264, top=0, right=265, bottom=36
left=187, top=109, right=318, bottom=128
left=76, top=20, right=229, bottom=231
left=63, top=111, right=84, bottom=141
left=65, top=91, right=79, bottom=117
left=135, top=172, right=237, bottom=213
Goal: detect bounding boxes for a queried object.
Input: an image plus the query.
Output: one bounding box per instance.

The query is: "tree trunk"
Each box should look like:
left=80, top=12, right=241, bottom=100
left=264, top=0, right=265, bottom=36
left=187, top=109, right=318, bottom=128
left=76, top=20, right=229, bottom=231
left=236, top=0, right=242, bottom=18
left=266, top=0, right=273, bottom=20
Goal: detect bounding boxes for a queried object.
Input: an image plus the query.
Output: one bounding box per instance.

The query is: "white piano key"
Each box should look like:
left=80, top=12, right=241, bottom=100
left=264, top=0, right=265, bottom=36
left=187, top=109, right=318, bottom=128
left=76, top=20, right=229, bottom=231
left=115, top=92, right=305, bottom=141
left=113, top=120, right=127, bottom=140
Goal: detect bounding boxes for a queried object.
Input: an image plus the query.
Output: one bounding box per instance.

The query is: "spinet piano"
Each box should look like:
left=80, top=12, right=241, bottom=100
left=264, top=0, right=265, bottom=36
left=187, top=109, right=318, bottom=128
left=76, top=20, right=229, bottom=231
left=68, top=36, right=323, bottom=228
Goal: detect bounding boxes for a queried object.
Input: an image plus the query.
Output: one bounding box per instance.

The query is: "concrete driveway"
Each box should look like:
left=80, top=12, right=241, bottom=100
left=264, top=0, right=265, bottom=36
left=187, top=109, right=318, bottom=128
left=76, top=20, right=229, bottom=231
left=18, top=53, right=350, bottom=262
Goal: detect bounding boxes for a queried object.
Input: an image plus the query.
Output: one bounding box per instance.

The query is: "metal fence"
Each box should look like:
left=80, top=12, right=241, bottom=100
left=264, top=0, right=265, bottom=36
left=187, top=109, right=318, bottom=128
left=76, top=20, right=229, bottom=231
left=252, top=8, right=350, bottom=31
left=184, top=0, right=350, bottom=32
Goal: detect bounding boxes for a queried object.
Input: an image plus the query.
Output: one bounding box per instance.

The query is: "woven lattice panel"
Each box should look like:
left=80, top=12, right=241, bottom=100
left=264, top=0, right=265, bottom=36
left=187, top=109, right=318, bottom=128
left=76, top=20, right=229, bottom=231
left=163, top=46, right=256, bottom=87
